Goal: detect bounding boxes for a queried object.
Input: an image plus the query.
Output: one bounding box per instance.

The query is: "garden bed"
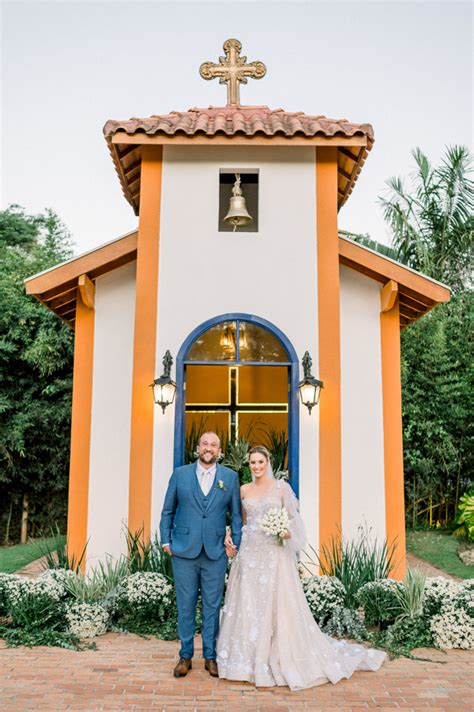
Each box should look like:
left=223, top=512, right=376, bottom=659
left=0, top=563, right=472, bottom=657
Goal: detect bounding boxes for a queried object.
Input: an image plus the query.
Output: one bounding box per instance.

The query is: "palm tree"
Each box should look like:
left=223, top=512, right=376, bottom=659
left=379, top=146, right=473, bottom=292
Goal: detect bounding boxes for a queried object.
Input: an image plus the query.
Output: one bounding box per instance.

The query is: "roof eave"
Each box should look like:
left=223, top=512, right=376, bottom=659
left=106, top=131, right=373, bottom=215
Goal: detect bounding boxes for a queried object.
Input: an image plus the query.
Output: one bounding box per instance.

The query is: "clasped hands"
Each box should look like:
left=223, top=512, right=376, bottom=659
left=224, top=531, right=238, bottom=557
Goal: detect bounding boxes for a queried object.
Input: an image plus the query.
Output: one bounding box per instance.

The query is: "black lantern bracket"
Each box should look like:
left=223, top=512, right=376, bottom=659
left=150, top=350, right=177, bottom=414
left=298, top=351, right=324, bottom=414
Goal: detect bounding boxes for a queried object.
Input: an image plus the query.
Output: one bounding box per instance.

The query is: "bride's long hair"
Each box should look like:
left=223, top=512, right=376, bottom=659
left=248, top=445, right=275, bottom=481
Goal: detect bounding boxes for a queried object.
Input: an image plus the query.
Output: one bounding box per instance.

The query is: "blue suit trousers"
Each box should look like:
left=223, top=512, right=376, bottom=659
left=172, top=548, right=228, bottom=660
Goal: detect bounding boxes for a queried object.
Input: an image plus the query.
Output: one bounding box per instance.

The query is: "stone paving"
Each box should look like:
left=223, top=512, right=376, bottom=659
left=0, top=633, right=473, bottom=711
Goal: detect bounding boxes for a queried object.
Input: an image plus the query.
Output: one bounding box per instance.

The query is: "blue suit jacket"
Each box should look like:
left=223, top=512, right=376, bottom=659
left=159, top=462, right=242, bottom=560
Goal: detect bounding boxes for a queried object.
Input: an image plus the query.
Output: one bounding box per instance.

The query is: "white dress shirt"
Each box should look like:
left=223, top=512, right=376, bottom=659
left=196, top=462, right=217, bottom=496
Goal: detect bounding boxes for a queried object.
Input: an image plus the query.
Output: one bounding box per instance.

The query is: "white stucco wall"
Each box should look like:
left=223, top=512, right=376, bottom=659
left=151, top=145, right=320, bottom=552
left=87, top=262, right=136, bottom=570
left=340, top=265, right=386, bottom=544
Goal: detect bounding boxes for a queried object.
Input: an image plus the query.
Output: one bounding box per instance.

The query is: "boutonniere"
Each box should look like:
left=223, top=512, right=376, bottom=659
left=216, top=479, right=227, bottom=491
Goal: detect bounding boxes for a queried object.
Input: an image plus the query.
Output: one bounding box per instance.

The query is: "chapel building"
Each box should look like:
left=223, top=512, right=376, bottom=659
left=25, top=40, right=450, bottom=576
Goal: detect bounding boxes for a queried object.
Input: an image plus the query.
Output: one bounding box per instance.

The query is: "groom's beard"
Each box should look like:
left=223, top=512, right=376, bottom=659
left=199, top=453, right=219, bottom=466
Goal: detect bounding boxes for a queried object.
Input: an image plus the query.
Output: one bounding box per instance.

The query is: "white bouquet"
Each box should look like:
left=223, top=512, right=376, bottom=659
left=259, top=506, right=290, bottom=546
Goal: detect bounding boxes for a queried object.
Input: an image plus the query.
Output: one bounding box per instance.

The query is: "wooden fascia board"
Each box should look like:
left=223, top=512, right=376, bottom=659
left=25, top=232, right=138, bottom=296
left=110, top=133, right=369, bottom=148
left=338, top=238, right=451, bottom=305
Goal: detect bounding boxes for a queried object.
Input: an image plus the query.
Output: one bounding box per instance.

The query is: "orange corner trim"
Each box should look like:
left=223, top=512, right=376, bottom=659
left=380, top=293, right=406, bottom=579
left=128, top=146, right=163, bottom=540
left=316, top=147, right=342, bottom=570
left=67, top=297, right=95, bottom=571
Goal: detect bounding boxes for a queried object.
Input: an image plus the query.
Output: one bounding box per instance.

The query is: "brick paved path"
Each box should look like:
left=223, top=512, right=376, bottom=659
left=0, top=633, right=472, bottom=711
left=405, top=554, right=461, bottom=582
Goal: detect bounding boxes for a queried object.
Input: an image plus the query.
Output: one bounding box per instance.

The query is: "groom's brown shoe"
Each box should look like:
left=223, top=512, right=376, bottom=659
left=173, top=657, right=192, bottom=677
left=204, top=659, right=218, bottom=677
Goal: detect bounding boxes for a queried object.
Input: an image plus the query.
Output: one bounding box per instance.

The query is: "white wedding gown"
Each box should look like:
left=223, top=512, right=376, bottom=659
left=216, top=480, right=386, bottom=691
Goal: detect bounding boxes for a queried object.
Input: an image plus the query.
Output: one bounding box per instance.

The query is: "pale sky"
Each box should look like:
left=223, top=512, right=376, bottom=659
left=2, top=0, right=473, bottom=255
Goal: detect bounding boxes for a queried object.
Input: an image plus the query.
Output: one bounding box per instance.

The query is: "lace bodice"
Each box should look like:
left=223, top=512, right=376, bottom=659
left=242, top=485, right=283, bottom=526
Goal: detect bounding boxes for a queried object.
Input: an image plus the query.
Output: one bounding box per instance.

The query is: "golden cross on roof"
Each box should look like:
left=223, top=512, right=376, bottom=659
left=200, top=38, right=266, bottom=106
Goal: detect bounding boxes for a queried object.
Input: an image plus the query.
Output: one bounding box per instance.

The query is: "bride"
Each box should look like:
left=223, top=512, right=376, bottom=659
left=216, top=445, right=387, bottom=691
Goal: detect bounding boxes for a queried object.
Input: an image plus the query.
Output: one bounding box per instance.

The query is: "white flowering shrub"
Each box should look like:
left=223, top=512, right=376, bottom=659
left=38, top=568, right=78, bottom=590
left=65, top=602, right=109, bottom=639
left=115, top=572, right=174, bottom=625
left=422, top=577, right=460, bottom=617
left=1, top=572, right=66, bottom=609
left=430, top=605, right=474, bottom=649
left=302, top=575, right=346, bottom=624
left=2, top=574, right=68, bottom=631
left=0, top=574, right=25, bottom=614
left=423, top=578, right=474, bottom=650
left=356, top=579, right=404, bottom=626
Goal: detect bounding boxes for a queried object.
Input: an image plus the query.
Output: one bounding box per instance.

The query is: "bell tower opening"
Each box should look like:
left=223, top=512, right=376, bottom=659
left=218, top=171, right=259, bottom=232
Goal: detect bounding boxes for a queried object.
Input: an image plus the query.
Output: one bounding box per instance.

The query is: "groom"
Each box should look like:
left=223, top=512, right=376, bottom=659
left=159, top=432, right=242, bottom=678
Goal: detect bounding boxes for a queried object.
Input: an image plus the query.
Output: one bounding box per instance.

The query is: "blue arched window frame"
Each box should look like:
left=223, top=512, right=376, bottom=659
left=173, top=313, right=300, bottom=496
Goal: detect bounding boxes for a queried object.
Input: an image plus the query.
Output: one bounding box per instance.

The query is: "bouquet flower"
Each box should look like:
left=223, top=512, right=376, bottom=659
left=259, top=506, right=290, bottom=546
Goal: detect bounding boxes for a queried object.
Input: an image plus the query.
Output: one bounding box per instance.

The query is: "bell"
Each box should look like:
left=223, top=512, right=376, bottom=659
left=224, top=174, right=253, bottom=231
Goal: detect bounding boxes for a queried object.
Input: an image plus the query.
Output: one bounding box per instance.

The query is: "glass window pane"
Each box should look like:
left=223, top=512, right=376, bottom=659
left=238, top=365, right=288, bottom=404
left=239, top=322, right=288, bottom=362
left=186, top=365, right=230, bottom=405
left=186, top=322, right=237, bottom=361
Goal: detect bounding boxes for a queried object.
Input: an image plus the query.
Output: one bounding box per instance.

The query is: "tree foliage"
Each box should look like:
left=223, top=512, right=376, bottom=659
left=380, top=145, right=473, bottom=292
left=401, top=292, right=473, bottom=526
left=0, top=205, right=74, bottom=543
left=379, top=147, right=473, bottom=526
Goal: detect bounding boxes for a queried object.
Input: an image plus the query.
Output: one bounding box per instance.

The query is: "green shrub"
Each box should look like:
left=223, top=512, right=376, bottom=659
left=126, top=529, right=173, bottom=580
left=356, top=579, right=404, bottom=627
left=321, top=606, right=368, bottom=641
left=381, top=615, right=433, bottom=655
left=393, top=568, right=426, bottom=620
left=453, top=491, right=474, bottom=542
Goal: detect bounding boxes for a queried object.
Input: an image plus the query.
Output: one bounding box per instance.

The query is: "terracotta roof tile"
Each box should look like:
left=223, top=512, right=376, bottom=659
left=103, top=105, right=374, bottom=142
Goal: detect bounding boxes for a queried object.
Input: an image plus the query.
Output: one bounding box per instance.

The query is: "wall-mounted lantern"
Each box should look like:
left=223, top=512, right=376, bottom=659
left=151, top=350, right=176, bottom=414
left=298, top=351, right=323, bottom=414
